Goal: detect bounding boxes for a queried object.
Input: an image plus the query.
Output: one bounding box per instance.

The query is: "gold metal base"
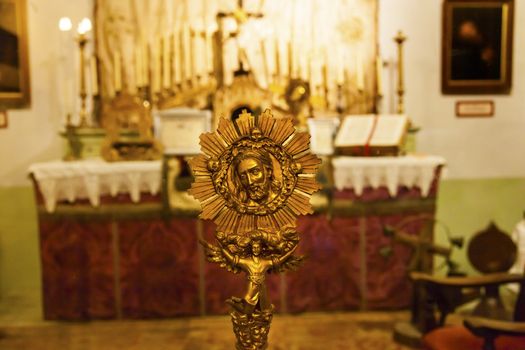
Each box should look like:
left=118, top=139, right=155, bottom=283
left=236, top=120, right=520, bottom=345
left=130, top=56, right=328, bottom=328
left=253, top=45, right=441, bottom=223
left=231, top=307, right=273, bottom=350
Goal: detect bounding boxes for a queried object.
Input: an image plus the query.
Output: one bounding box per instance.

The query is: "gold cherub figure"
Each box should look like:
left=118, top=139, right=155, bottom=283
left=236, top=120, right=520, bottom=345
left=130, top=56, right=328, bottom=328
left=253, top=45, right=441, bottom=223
left=202, top=228, right=302, bottom=315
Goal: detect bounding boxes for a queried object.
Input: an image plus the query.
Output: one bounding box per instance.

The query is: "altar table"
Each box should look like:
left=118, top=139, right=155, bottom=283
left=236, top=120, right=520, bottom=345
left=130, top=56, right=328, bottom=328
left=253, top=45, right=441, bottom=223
left=30, top=156, right=445, bottom=320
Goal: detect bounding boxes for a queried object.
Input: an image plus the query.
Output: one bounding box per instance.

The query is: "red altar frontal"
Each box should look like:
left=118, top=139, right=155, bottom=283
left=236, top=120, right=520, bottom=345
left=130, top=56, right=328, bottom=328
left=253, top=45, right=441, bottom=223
left=30, top=156, right=444, bottom=320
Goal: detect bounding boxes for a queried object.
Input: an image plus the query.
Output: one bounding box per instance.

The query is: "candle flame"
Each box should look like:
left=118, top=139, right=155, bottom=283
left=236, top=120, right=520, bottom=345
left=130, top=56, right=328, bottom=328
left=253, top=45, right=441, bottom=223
left=58, top=17, right=72, bottom=32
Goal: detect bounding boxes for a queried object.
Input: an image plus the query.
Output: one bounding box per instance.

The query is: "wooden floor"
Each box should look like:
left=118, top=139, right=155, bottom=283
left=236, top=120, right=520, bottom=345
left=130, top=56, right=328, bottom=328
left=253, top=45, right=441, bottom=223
left=0, top=292, right=414, bottom=350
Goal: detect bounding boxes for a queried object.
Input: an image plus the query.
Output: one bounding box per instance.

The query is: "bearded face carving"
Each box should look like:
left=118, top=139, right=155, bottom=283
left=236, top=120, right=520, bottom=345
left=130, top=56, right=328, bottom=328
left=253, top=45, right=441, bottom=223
left=232, top=150, right=280, bottom=206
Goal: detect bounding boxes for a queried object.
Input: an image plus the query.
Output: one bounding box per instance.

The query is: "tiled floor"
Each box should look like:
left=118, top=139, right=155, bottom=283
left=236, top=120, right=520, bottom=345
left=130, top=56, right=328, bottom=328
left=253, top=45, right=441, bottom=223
left=0, top=292, right=413, bottom=350
left=0, top=291, right=43, bottom=325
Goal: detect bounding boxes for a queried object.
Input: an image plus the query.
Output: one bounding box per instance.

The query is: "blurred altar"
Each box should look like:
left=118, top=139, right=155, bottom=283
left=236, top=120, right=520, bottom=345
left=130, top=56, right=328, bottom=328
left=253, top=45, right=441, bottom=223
left=29, top=0, right=447, bottom=320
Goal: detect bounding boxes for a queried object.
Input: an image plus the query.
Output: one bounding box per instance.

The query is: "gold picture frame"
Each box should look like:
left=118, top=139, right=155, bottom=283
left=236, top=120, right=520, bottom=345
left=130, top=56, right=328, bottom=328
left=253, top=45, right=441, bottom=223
left=0, top=0, right=30, bottom=108
left=442, top=0, right=514, bottom=94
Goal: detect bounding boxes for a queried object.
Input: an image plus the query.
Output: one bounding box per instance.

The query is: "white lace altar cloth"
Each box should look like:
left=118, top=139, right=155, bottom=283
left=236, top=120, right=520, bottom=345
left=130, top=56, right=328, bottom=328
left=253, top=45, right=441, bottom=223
left=29, top=159, right=162, bottom=213
left=332, top=155, right=446, bottom=197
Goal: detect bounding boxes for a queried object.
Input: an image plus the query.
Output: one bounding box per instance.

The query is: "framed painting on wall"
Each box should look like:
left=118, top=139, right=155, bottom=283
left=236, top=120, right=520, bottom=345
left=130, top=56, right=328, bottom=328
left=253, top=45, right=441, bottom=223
left=0, top=0, right=30, bottom=108
left=442, top=0, right=514, bottom=94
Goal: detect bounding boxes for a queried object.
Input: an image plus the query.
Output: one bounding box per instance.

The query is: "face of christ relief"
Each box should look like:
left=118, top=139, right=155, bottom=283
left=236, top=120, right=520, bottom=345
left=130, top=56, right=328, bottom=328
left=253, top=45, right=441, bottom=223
left=237, top=157, right=269, bottom=203
left=233, top=150, right=280, bottom=207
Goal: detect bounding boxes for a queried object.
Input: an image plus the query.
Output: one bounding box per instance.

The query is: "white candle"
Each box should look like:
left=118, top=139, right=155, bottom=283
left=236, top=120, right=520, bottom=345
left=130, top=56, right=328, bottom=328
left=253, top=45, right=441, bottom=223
left=337, top=49, right=344, bottom=85
left=153, top=36, right=162, bottom=93
left=195, top=30, right=204, bottom=79
left=300, top=47, right=308, bottom=81
left=162, top=35, right=171, bottom=89
left=309, top=57, right=315, bottom=94
left=179, top=29, right=186, bottom=82
left=288, top=41, right=294, bottom=78
left=142, top=42, right=149, bottom=86
left=189, top=29, right=196, bottom=80
left=356, top=49, right=364, bottom=91
left=173, top=30, right=181, bottom=84
left=322, top=62, right=329, bottom=108
left=58, top=17, right=73, bottom=120
left=264, top=38, right=275, bottom=79
left=184, top=25, right=192, bottom=81
left=90, top=55, right=98, bottom=95
left=205, top=32, right=213, bottom=75
left=274, top=38, right=281, bottom=79
left=223, top=39, right=234, bottom=86
left=135, top=45, right=142, bottom=88
left=114, top=51, right=122, bottom=92
left=260, top=40, right=269, bottom=85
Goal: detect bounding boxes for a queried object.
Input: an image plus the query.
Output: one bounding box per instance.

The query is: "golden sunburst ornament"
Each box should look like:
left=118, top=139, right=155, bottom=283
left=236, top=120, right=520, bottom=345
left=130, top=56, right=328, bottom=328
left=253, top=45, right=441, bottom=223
left=189, top=109, right=321, bottom=234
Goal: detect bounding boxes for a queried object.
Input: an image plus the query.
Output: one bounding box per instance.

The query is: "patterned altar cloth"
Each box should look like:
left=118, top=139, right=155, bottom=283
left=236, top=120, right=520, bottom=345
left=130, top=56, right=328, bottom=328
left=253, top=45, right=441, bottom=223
left=29, top=159, right=162, bottom=212
left=31, top=156, right=447, bottom=319
left=332, top=155, right=446, bottom=197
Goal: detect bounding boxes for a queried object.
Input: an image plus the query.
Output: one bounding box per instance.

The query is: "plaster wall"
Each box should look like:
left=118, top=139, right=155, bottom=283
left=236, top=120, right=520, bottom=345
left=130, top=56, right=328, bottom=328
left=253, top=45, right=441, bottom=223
left=0, top=0, right=92, bottom=187
left=379, top=0, right=525, bottom=179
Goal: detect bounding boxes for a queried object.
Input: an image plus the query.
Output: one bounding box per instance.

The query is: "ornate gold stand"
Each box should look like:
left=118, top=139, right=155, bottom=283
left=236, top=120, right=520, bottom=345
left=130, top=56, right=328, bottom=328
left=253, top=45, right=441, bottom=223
left=190, top=109, right=320, bottom=349
left=231, top=308, right=273, bottom=350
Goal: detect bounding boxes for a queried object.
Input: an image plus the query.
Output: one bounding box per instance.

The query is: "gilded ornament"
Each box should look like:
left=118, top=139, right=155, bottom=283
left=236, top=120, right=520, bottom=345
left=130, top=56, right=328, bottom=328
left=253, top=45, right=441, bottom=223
left=189, top=109, right=320, bottom=349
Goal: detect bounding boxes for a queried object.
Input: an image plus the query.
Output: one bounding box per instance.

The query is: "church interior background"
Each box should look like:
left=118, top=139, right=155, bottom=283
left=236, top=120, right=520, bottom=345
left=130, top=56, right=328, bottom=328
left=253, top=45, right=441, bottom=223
left=0, top=0, right=524, bottom=349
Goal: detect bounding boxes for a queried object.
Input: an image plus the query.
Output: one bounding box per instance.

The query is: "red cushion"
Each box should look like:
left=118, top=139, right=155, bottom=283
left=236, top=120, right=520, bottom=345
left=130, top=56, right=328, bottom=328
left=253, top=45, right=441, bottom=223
left=422, top=326, right=525, bottom=350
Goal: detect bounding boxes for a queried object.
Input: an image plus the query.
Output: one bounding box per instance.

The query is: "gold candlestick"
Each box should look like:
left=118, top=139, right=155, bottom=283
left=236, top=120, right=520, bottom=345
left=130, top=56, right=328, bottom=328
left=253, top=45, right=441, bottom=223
left=394, top=30, right=407, bottom=114
left=77, top=33, right=89, bottom=127
left=374, top=56, right=383, bottom=114
left=190, top=110, right=320, bottom=350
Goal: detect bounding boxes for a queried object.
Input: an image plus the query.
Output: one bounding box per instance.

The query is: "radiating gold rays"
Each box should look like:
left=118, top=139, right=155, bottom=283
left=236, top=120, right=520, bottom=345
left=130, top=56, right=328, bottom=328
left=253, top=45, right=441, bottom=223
left=189, top=109, right=320, bottom=235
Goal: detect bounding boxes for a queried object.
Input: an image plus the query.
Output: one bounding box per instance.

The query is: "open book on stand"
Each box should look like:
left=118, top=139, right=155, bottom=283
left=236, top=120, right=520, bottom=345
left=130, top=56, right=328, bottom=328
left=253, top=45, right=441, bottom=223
left=334, top=114, right=409, bottom=156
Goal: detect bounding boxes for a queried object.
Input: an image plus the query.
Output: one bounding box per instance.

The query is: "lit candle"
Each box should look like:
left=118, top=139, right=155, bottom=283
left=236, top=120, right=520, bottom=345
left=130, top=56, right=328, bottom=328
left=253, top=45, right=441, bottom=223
left=90, top=55, right=98, bottom=95
left=376, top=55, right=383, bottom=96
left=58, top=17, right=73, bottom=119
left=58, top=17, right=72, bottom=32
left=162, top=34, right=171, bottom=89
left=113, top=51, right=122, bottom=92
left=77, top=17, right=92, bottom=35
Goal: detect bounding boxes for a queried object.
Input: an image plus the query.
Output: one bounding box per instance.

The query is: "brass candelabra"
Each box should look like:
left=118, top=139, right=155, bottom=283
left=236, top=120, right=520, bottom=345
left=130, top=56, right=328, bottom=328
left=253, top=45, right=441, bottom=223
left=77, top=33, right=89, bottom=127
left=394, top=30, right=407, bottom=114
